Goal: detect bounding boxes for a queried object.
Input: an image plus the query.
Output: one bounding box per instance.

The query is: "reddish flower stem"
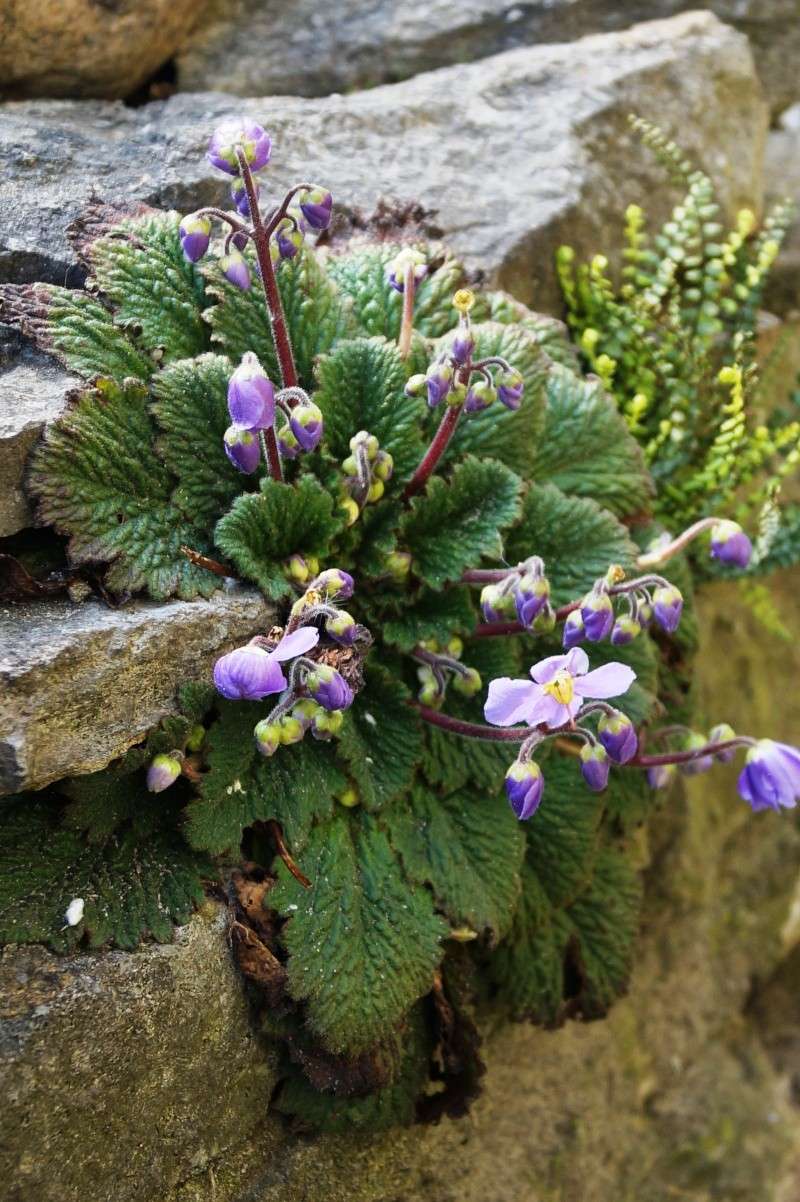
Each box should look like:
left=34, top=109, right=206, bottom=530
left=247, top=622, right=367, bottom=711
left=413, top=704, right=529, bottom=742
left=628, top=738, right=750, bottom=768
left=398, top=262, right=416, bottom=360
left=403, top=403, right=464, bottom=501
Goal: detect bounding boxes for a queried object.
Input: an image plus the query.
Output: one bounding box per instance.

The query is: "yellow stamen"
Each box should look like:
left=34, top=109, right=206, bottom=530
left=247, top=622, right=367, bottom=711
left=543, top=670, right=575, bottom=706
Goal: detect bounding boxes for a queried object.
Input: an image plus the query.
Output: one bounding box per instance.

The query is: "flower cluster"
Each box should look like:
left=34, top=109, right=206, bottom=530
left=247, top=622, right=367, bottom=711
left=480, top=556, right=553, bottom=632
left=339, top=430, right=394, bottom=525
left=223, top=354, right=323, bottom=474
left=414, top=637, right=482, bottom=708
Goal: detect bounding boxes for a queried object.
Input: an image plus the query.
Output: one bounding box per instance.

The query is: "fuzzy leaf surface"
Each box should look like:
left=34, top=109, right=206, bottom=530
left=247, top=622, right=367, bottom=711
left=401, top=456, right=522, bottom=588
left=565, top=847, right=642, bottom=1017
left=486, top=291, right=579, bottom=369
left=336, top=668, right=421, bottom=810
left=382, top=586, right=476, bottom=652
left=525, top=755, right=604, bottom=908
left=490, top=864, right=567, bottom=1023
left=271, top=811, right=447, bottom=1054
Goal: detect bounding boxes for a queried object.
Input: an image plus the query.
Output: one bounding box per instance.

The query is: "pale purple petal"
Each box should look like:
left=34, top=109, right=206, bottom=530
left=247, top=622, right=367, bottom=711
left=563, top=647, right=590, bottom=677
left=530, top=653, right=569, bottom=684
left=485, top=678, right=540, bottom=726
left=271, top=625, right=320, bottom=662
left=524, top=692, right=568, bottom=728
left=573, top=662, right=636, bottom=699
left=775, top=742, right=800, bottom=788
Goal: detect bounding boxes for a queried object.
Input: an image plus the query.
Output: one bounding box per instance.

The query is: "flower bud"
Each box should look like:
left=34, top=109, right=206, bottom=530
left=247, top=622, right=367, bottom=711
left=298, top=186, right=333, bottom=231
left=652, top=584, right=683, bottom=634
left=311, top=707, right=345, bottom=740
left=185, top=724, right=206, bottom=753
left=277, top=426, right=301, bottom=459
left=387, top=247, right=427, bottom=292
left=647, top=763, right=676, bottom=789
left=597, top=711, right=638, bottom=763
left=611, top=614, right=641, bottom=646
left=325, top=609, right=358, bottom=645
left=340, top=496, right=360, bottom=526
left=505, top=760, right=544, bottom=820
left=373, top=450, right=394, bottom=482
left=254, top=718, right=281, bottom=757
left=447, top=382, right=468, bottom=408
left=310, top=568, right=355, bottom=600
left=231, top=175, right=258, bottom=218
left=291, top=699, right=320, bottom=730
left=580, top=590, right=615, bottom=642
left=289, top=402, right=324, bottom=452
left=532, top=603, right=556, bottom=634
left=480, top=583, right=515, bottom=623
left=228, top=352, right=275, bottom=430
left=710, top=520, right=752, bottom=569
left=425, top=360, right=454, bottom=408
left=446, top=636, right=463, bottom=658
left=207, top=120, right=271, bottom=176
left=637, top=599, right=654, bottom=627
left=709, top=722, right=737, bottom=763
left=562, top=609, right=586, bottom=649
left=350, top=431, right=380, bottom=460
left=452, top=666, right=482, bottom=698
left=514, top=572, right=550, bottom=629
left=404, top=374, right=427, bottom=398
left=367, top=479, right=384, bottom=503
left=146, top=752, right=182, bottom=793
left=450, top=326, right=474, bottom=367
left=580, top=743, right=610, bottom=792
left=275, top=220, right=304, bottom=261
left=417, top=665, right=444, bottom=708
left=497, top=368, right=524, bottom=411
left=464, top=379, right=497, bottom=414
left=679, top=732, right=713, bottom=776
left=386, top=550, right=412, bottom=582
left=338, top=785, right=360, bottom=808
left=219, top=249, right=251, bottom=291
left=179, top=213, right=211, bottom=263
left=224, top=424, right=261, bottom=473
left=306, top=664, right=354, bottom=711
left=286, top=553, right=312, bottom=585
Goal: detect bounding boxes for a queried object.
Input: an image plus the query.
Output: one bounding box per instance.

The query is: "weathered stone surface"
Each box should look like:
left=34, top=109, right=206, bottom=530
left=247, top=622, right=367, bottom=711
left=0, top=589, right=273, bottom=795
left=2, top=573, right=800, bottom=1202
left=764, top=103, right=800, bottom=317
left=0, top=336, right=76, bottom=537
left=0, top=0, right=213, bottom=101
left=176, top=0, right=799, bottom=117
left=0, top=12, right=767, bottom=315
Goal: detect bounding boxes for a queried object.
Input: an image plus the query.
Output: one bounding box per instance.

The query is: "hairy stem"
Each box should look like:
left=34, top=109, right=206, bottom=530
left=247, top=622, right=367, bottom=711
left=413, top=704, right=529, bottom=742
left=398, top=262, right=416, bottom=359
left=627, top=737, right=753, bottom=768
left=636, top=517, right=719, bottom=569
left=403, top=403, right=464, bottom=501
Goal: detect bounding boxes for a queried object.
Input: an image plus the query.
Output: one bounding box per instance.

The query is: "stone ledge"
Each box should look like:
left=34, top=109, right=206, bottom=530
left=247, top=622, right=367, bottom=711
left=0, top=589, right=274, bottom=794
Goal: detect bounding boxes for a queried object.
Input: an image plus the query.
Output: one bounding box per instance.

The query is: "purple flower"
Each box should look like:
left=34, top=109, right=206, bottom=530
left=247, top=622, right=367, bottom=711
left=224, top=424, right=260, bottom=473
left=387, top=248, right=427, bottom=292
left=425, top=360, right=453, bottom=408
left=306, top=664, right=354, bottom=711
left=485, top=647, right=636, bottom=731
left=277, top=426, right=300, bottom=459
left=597, top=711, right=638, bottom=763
left=652, top=584, right=683, bottom=634
left=213, top=626, right=319, bottom=701
left=679, top=732, right=714, bottom=776
left=737, top=740, right=800, bottom=812
left=580, top=590, right=615, bottom=642
left=562, top=609, right=585, bottom=649
left=311, top=568, right=355, bottom=600
left=179, top=213, right=211, bottom=263
left=514, top=572, right=550, bottom=629
left=231, top=176, right=259, bottom=218
left=289, top=402, right=324, bottom=452
left=580, top=744, right=610, bottom=792
left=505, top=760, right=544, bottom=820
left=709, top=723, right=737, bottom=763
left=611, top=614, right=641, bottom=646
left=325, top=610, right=358, bottom=645
left=451, top=327, right=474, bottom=367
left=463, top=379, right=497, bottom=413
left=497, top=368, right=524, bottom=411
left=207, top=120, right=272, bottom=176
left=219, top=249, right=251, bottom=291
left=710, top=520, right=752, bottom=569
left=228, top=353, right=275, bottom=430
left=480, top=582, right=515, bottom=623
left=275, top=221, right=303, bottom=261
left=298, top=186, right=333, bottom=231
left=647, top=763, right=676, bottom=789
left=146, top=753, right=182, bottom=793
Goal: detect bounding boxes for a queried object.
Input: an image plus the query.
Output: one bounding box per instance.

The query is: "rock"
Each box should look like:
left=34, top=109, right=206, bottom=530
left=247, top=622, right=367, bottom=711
left=764, top=103, right=800, bottom=317
left=176, top=0, right=798, bottom=118
left=0, top=337, right=76, bottom=537
left=0, top=13, right=767, bottom=315
left=0, top=0, right=213, bottom=102
left=0, top=589, right=274, bottom=795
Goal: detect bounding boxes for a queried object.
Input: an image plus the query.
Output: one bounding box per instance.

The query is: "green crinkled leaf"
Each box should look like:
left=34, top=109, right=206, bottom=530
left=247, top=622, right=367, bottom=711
left=313, top=337, right=424, bottom=479
left=438, top=322, right=548, bottom=477
left=0, top=283, right=153, bottom=382
left=384, top=785, right=525, bottom=940
left=353, top=500, right=402, bottom=576
left=0, top=795, right=210, bottom=952
left=532, top=364, right=653, bottom=518
left=204, top=244, right=357, bottom=389
left=383, top=586, right=476, bottom=651
left=215, top=475, right=343, bottom=599
left=88, top=211, right=208, bottom=362
left=490, top=863, right=566, bottom=1023
left=275, top=1003, right=432, bottom=1131
left=486, top=291, right=579, bottom=370
left=29, top=376, right=218, bottom=599
left=401, top=456, right=522, bottom=588
left=603, top=768, right=654, bottom=833
left=505, top=482, right=638, bottom=605
left=151, top=353, right=251, bottom=527
left=337, top=668, right=422, bottom=810
left=271, top=810, right=447, bottom=1054
left=525, top=755, right=604, bottom=908
left=565, top=847, right=642, bottom=1017
left=61, top=758, right=170, bottom=843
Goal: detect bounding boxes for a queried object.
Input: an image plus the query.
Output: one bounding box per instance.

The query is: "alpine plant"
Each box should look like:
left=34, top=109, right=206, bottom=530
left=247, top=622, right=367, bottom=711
left=0, top=118, right=796, bottom=1133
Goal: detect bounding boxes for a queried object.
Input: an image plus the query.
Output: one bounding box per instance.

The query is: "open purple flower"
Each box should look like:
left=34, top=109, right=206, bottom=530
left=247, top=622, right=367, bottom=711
left=505, top=760, right=544, bottom=820
left=710, top=520, right=752, bottom=569
left=485, top=647, right=636, bottom=730
left=207, top=120, right=272, bottom=176
left=737, top=740, right=800, bottom=812
left=213, top=626, right=320, bottom=701
left=228, top=353, right=275, bottom=430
